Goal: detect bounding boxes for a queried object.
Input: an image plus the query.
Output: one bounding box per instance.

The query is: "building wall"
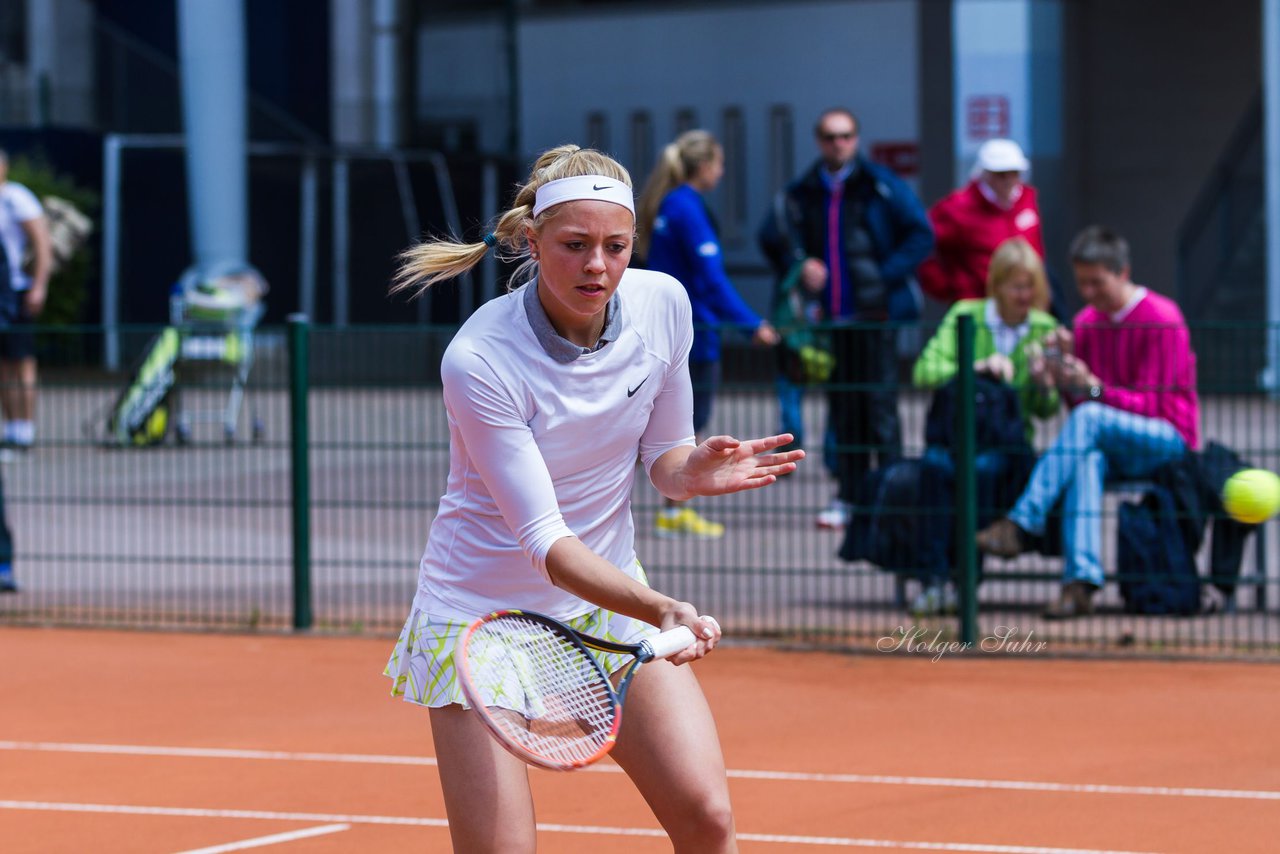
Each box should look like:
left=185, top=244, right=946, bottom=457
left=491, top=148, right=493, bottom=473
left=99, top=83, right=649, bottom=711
left=415, top=18, right=510, bottom=153
left=417, top=0, right=927, bottom=312
left=1062, top=0, right=1261, bottom=307
left=519, top=0, right=921, bottom=235
left=407, top=0, right=1264, bottom=319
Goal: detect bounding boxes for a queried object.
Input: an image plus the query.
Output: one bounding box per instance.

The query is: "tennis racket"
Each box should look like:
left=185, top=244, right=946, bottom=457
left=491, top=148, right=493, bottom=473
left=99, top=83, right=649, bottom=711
left=453, top=609, right=704, bottom=771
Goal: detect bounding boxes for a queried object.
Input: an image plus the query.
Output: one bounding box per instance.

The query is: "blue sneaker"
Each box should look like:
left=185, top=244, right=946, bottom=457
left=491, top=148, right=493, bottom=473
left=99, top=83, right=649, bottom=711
left=0, top=563, right=17, bottom=594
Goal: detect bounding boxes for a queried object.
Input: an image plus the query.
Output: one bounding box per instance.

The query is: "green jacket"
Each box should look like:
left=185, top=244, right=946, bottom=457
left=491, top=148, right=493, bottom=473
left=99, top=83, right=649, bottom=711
left=912, top=299, right=1061, bottom=435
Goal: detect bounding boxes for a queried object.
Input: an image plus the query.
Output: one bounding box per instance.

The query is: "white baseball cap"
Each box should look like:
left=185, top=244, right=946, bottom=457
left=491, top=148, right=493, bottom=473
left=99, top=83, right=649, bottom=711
left=973, top=139, right=1030, bottom=175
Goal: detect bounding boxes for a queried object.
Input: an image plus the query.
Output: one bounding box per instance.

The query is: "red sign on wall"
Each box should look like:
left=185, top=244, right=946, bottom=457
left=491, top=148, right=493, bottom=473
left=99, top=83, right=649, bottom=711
left=870, top=142, right=920, bottom=176
left=966, top=95, right=1011, bottom=140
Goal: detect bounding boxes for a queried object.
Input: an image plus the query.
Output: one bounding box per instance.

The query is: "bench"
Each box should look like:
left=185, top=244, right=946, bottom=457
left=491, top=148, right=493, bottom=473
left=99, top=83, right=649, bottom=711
left=892, top=477, right=1271, bottom=613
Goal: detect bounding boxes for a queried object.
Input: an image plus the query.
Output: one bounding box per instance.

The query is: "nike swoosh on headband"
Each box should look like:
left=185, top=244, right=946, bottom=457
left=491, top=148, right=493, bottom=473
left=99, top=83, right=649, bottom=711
left=532, top=175, right=636, bottom=218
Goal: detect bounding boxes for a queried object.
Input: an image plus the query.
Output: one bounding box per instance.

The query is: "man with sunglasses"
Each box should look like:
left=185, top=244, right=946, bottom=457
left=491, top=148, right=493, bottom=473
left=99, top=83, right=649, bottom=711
left=760, top=108, right=933, bottom=529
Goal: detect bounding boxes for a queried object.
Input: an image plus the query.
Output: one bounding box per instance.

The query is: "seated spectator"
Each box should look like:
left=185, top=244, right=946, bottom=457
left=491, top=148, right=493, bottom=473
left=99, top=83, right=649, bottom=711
left=917, top=139, right=1044, bottom=307
left=908, top=236, right=1060, bottom=614
left=975, top=226, right=1200, bottom=619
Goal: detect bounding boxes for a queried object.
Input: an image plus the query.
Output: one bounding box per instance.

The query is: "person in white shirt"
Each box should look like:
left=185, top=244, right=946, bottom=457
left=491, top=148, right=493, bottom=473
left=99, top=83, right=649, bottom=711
left=0, top=149, right=52, bottom=453
left=382, top=144, right=803, bottom=852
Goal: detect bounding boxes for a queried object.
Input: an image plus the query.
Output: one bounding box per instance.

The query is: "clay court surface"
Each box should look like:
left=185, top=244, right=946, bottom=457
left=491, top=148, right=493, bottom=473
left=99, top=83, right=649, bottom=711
left=1, top=627, right=1277, bottom=853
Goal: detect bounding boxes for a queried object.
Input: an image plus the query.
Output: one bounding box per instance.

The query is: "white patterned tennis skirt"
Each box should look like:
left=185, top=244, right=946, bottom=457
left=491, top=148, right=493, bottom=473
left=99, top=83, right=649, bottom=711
left=384, top=576, right=657, bottom=710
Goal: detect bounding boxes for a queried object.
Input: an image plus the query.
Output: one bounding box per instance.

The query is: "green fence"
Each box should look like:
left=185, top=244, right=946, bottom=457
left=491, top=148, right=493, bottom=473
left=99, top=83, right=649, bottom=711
left=2, top=320, right=1277, bottom=659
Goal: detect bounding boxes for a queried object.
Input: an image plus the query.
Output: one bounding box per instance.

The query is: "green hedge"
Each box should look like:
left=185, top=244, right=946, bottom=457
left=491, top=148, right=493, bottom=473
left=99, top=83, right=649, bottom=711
left=8, top=151, right=98, bottom=327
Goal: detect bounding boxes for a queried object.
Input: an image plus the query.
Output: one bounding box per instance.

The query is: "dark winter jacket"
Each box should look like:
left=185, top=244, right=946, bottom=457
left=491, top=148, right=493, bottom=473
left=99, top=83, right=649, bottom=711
left=758, top=156, right=933, bottom=322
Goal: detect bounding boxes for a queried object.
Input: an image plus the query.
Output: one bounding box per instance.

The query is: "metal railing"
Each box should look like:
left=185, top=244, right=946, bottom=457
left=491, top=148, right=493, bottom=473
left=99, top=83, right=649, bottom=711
left=99, top=136, right=513, bottom=370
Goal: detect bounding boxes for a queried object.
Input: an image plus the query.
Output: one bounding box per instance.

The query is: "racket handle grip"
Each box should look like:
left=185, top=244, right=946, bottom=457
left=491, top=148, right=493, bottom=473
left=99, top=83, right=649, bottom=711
left=643, top=625, right=698, bottom=660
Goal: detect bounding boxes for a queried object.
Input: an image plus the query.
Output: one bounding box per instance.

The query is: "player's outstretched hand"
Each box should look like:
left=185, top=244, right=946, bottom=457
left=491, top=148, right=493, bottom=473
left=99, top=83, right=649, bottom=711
left=681, top=433, right=804, bottom=497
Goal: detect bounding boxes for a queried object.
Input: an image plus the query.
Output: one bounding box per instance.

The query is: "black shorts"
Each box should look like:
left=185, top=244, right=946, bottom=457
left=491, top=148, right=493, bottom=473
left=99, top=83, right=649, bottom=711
left=0, top=299, right=36, bottom=362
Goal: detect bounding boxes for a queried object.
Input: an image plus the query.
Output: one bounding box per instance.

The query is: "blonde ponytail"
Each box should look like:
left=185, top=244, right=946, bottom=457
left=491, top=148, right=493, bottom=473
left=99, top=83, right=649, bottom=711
left=392, top=144, right=633, bottom=300
left=635, top=130, right=720, bottom=258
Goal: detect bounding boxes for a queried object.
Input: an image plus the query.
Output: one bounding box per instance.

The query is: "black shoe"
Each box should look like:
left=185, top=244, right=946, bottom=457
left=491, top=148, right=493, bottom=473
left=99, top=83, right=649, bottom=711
left=1043, top=581, right=1097, bottom=620
left=975, top=518, right=1027, bottom=559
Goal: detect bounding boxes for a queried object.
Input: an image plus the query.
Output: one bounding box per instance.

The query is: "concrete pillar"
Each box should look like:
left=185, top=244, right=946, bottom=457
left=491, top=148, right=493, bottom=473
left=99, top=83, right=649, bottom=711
left=372, top=0, right=404, bottom=148
left=177, top=0, right=248, bottom=273
left=331, top=0, right=373, bottom=146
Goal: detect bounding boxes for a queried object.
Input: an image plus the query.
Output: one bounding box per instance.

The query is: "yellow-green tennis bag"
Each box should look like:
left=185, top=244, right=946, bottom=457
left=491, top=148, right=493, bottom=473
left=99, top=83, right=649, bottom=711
left=106, top=328, right=178, bottom=446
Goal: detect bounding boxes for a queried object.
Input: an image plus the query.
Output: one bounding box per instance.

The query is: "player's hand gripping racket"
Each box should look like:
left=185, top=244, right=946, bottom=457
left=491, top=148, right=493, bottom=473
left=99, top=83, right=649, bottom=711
left=453, top=609, right=707, bottom=771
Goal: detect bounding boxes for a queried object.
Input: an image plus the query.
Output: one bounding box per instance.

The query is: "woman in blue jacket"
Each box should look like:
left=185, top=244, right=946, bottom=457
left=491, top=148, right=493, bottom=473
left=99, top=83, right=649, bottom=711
left=639, top=130, right=779, bottom=537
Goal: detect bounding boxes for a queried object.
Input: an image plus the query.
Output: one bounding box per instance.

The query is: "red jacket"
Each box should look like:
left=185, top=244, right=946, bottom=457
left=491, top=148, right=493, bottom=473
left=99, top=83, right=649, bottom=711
left=916, top=181, right=1045, bottom=304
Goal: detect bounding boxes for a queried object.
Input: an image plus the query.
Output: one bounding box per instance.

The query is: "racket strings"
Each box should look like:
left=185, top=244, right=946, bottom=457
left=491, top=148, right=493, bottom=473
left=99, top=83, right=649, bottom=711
left=466, top=616, right=619, bottom=767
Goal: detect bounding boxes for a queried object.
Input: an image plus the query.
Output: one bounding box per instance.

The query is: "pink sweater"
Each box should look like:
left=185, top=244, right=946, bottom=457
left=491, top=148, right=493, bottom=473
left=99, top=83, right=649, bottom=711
left=1073, top=289, right=1200, bottom=449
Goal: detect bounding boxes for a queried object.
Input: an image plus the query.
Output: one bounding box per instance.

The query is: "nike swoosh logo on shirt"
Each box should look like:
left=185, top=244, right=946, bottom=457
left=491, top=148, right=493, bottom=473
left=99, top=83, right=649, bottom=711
left=627, top=377, right=648, bottom=398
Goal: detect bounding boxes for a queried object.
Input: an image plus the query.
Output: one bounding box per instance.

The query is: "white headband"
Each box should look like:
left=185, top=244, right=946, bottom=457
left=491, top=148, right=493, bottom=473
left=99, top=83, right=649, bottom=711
left=532, top=175, right=635, bottom=218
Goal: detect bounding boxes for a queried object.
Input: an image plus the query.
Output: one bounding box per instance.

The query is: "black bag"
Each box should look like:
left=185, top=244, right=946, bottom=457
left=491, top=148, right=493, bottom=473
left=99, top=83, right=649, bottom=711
left=924, top=376, right=1035, bottom=529
left=1145, top=442, right=1258, bottom=596
left=839, top=457, right=950, bottom=579
left=1194, top=442, right=1260, bottom=595
left=1118, top=485, right=1201, bottom=615
left=924, top=376, right=1030, bottom=454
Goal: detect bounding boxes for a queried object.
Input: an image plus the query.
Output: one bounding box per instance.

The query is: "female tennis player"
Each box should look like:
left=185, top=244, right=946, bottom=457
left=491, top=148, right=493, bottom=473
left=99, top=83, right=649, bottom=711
left=384, top=144, right=802, bottom=852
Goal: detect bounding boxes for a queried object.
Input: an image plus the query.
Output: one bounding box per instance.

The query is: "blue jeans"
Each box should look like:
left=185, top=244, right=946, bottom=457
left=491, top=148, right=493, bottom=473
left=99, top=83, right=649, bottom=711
left=920, top=446, right=1030, bottom=584
left=1008, top=403, right=1187, bottom=587
left=776, top=374, right=835, bottom=474
left=923, top=445, right=1019, bottom=522
left=689, top=360, right=720, bottom=435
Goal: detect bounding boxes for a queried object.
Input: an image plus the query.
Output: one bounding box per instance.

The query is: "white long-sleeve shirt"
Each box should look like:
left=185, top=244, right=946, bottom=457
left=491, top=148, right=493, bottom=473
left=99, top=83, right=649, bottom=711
left=414, top=268, right=696, bottom=621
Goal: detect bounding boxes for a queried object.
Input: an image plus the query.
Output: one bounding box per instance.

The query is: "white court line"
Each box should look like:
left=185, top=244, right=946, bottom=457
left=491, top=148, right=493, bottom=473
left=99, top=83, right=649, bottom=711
left=173, top=823, right=349, bottom=854
left=0, top=742, right=437, bottom=767
left=2, top=741, right=1277, bottom=803
left=0, top=800, right=1160, bottom=853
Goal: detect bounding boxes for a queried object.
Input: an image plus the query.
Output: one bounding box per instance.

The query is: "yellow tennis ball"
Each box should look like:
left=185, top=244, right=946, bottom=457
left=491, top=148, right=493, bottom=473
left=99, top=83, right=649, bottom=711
left=1222, top=468, right=1280, bottom=525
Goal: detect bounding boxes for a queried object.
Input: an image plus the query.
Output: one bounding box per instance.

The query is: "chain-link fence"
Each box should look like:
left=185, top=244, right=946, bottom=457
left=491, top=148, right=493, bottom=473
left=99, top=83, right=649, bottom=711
left=2, top=320, right=1277, bottom=659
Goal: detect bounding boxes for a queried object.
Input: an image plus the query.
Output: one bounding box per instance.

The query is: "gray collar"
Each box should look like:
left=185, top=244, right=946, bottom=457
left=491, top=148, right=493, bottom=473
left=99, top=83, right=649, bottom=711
left=523, top=279, right=623, bottom=363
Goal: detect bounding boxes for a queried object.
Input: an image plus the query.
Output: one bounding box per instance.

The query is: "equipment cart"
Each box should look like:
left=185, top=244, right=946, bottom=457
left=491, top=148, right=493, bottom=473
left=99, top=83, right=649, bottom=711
left=168, top=270, right=267, bottom=445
